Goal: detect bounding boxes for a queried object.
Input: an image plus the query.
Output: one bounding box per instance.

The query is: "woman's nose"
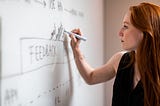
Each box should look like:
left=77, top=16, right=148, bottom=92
left=119, top=29, right=123, bottom=37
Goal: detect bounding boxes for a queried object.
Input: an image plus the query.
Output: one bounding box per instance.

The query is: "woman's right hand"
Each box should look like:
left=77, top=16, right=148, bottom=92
left=69, top=28, right=82, bottom=51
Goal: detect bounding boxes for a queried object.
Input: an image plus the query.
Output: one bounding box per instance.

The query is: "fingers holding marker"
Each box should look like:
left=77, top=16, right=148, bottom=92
left=70, top=32, right=78, bottom=42
left=65, top=28, right=86, bottom=41
left=71, top=28, right=82, bottom=36
left=70, top=29, right=80, bottom=42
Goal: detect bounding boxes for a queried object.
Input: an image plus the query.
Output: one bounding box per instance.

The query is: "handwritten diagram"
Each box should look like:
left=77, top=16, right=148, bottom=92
left=0, top=0, right=85, bottom=106
left=0, top=0, right=84, bottom=17
left=20, top=24, right=67, bottom=73
left=2, top=24, right=76, bottom=106
left=3, top=80, right=72, bottom=106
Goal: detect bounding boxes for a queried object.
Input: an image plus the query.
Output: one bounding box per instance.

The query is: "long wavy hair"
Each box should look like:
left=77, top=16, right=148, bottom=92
left=129, top=2, right=160, bottom=106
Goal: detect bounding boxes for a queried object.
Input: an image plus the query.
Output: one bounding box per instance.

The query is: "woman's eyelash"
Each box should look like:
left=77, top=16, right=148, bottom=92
left=123, top=25, right=128, bottom=29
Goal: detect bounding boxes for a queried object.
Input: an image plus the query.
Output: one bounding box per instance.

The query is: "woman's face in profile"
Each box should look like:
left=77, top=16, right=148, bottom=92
left=119, top=11, right=143, bottom=51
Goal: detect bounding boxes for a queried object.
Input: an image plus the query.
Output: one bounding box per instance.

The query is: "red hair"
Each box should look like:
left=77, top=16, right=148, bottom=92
left=129, top=2, right=160, bottom=106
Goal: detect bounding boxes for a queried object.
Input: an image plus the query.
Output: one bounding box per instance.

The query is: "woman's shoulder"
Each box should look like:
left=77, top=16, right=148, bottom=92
left=110, top=51, right=128, bottom=73
left=112, top=51, right=128, bottom=62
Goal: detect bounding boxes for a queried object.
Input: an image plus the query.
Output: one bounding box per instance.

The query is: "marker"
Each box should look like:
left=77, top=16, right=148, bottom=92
left=64, top=30, right=87, bottom=41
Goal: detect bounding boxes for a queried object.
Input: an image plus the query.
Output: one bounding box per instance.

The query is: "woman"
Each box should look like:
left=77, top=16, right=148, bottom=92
left=69, top=2, right=160, bottom=106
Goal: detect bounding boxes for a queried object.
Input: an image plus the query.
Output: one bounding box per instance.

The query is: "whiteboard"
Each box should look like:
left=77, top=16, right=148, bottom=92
left=0, top=0, right=105, bottom=106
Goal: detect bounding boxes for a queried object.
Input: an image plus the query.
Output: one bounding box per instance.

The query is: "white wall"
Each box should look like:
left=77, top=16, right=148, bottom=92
left=0, top=0, right=105, bottom=106
left=104, top=0, right=160, bottom=106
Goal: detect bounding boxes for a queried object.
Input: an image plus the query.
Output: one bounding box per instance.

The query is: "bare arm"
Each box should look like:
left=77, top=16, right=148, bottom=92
left=88, top=51, right=125, bottom=84
left=69, top=29, right=125, bottom=84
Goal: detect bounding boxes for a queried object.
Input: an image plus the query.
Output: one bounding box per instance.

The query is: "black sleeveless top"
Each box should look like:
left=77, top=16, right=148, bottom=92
left=112, top=53, right=144, bottom=106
